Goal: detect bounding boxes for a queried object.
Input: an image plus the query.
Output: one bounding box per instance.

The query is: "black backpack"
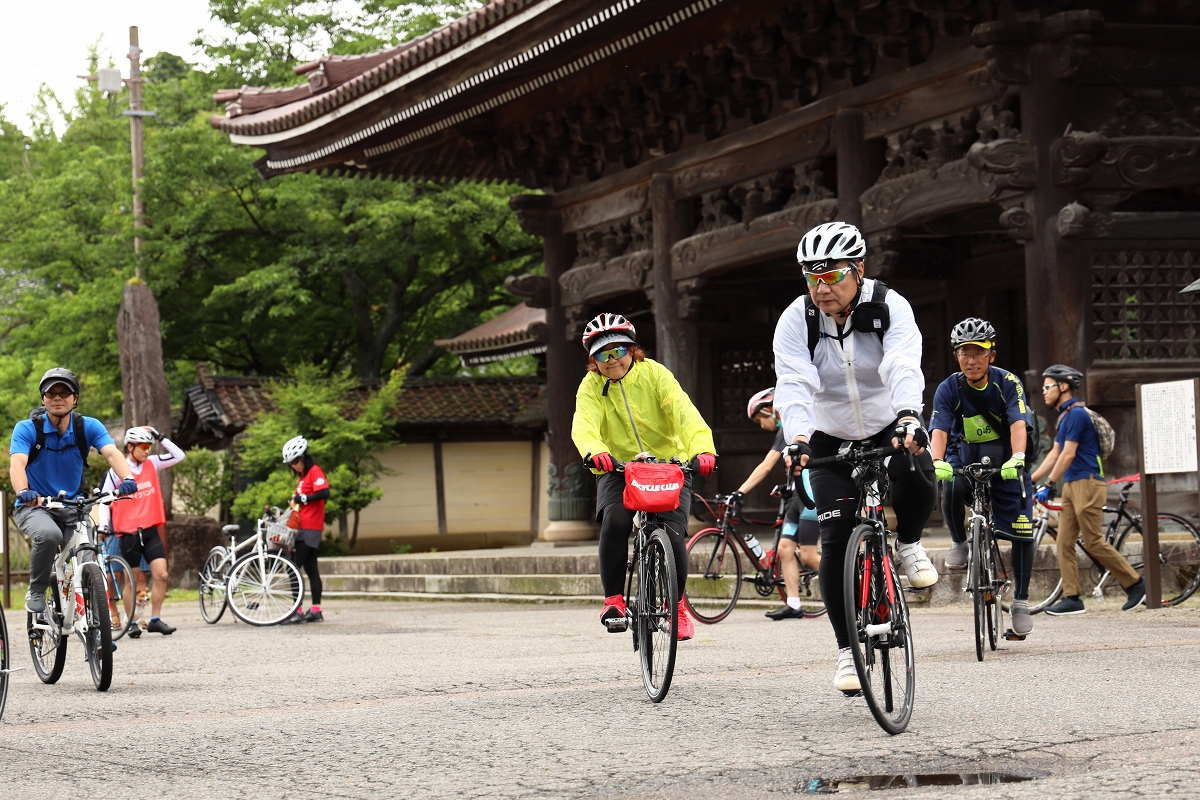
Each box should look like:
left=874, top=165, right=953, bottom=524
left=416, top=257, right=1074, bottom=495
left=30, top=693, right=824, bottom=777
left=953, top=373, right=1042, bottom=461
left=804, top=281, right=891, bottom=360
left=26, top=407, right=90, bottom=467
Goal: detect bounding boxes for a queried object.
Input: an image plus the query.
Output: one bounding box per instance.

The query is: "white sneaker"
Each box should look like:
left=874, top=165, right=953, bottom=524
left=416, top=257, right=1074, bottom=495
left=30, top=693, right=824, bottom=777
left=896, top=541, right=938, bottom=589
left=835, top=648, right=861, bottom=692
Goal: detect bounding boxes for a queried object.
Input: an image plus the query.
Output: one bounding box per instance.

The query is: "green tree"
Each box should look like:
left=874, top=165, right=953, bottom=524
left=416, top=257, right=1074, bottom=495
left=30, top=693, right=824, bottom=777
left=173, top=447, right=236, bottom=515
left=230, top=363, right=401, bottom=547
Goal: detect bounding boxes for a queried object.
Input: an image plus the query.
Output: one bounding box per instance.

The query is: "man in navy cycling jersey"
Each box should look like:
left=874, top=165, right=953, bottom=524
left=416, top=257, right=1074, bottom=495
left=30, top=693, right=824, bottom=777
left=928, top=318, right=1036, bottom=638
left=9, top=368, right=137, bottom=615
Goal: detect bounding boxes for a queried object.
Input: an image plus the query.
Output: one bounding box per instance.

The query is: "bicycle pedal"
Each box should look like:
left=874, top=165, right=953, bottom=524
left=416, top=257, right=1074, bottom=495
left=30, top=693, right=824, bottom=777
left=603, top=618, right=629, bottom=633
left=1003, top=629, right=1027, bottom=642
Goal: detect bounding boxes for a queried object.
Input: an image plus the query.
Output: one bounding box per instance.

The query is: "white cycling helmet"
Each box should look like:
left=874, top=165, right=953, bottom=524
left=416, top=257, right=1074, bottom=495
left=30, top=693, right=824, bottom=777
left=581, top=312, right=637, bottom=356
left=796, top=221, right=867, bottom=267
left=746, top=387, right=775, bottom=420
left=282, top=435, right=309, bottom=463
left=124, top=427, right=156, bottom=445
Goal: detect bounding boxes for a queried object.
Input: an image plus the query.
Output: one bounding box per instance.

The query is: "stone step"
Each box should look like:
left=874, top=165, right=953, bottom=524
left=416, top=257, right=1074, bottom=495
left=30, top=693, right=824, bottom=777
left=323, top=573, right=604, bottom=595
left=320, top=549, right=599, bottom=577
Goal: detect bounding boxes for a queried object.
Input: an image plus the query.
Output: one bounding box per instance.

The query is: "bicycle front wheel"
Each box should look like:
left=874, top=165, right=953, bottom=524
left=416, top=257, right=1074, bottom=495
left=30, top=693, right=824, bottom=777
left=227, top=552, right=303, bottom=626
left=0, top=603, right=10, bottom=721
left=104, top=555, right=137, bottom=641
left=28, top=578, right=66, bottom=684
left=81, top=563, right=113, bottom=691
left=684, top=528, right=741, bottom=624
left=637, top=527, right=679, bottom=703
left=969, top=518, right=985, bottom=662
left=844, top=524, right=914, bottom=735
left=199, top=547, right=230, bottom=624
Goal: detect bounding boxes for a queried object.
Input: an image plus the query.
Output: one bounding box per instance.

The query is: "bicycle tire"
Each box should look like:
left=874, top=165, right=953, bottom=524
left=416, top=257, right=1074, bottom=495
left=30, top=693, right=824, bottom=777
left=81, top=563, right=113, bottom=691
left=227, top=552, right=303, bottom=626
left=637, top=527, right=678, bottom=703
left=683, top=528, right=741, bottom=624
left=104, top=555, right=137, bottom=641
left=28, top=578, right=67, bottom=684
left=844, top=523, right=914, bottom=735
left=199, top=547, right=230, bottom=624
left=1157, top=513, right=1200, bottom=606
left=986, top=538, right=1001, bottom=652
left=970, top=517, right=985, bottom=662
left=0, top=602, right=10, bottom=721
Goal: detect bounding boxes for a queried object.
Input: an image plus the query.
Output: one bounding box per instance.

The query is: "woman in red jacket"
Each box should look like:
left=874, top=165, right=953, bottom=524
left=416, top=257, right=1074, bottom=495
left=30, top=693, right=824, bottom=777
left=281, top=436, right=329, bottom=623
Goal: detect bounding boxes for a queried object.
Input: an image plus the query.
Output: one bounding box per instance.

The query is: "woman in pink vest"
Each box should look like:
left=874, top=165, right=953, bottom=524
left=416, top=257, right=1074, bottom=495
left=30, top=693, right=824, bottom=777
left=99, top=426, right=185, bottom=635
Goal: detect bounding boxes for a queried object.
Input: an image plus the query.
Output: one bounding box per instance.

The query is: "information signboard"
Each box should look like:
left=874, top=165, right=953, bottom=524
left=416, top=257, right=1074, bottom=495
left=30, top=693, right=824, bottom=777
left=1140, top=380, right=1199, bottom=475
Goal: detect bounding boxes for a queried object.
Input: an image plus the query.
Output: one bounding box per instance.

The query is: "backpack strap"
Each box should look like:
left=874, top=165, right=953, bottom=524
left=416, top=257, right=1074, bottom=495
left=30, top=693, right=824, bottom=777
left=28, top=412, right=46, bottom=466
left=804, top=280, right=891, bottom=360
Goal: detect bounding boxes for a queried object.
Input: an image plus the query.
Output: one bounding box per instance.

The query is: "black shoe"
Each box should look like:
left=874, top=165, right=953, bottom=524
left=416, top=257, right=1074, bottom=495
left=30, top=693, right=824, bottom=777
left=765, top=604, right=804, bottom=620
left=146, top=618, right=176, bottom=635
left=303, top=609, right=323, bottom=623
left=128, top=624, right=142, bottom=639
left=1122, top=578, right=1146, bottom=611
left=280, top=610, right=305, bottom=625
left=1045, top=596, right=1086, bottom=616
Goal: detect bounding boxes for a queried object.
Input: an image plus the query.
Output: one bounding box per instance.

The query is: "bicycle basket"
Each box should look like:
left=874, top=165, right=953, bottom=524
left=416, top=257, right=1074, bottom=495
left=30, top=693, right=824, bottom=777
left=623, top=461, right=685, bottom=513
left=264, top=509, right=296, bottom=550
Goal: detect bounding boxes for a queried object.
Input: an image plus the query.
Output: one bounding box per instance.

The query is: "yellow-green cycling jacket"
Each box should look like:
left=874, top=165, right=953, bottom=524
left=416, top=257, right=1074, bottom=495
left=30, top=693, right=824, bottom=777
left=572, top=358, right=717, bottom=469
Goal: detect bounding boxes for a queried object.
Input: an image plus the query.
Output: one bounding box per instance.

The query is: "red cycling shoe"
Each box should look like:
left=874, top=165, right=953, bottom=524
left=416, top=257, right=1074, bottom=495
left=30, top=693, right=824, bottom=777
left=601, top=594, right=628, bottom=633
left=676, top=600, right=694, bottom=641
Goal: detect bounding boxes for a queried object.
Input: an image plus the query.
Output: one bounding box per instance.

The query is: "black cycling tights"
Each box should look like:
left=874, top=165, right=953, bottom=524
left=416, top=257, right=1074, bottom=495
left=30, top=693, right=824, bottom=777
left=809, top=427, right=937, bottom=650
left=293, top=540, right=323, bottom=606
left=598, top=503, right=689, bottom=600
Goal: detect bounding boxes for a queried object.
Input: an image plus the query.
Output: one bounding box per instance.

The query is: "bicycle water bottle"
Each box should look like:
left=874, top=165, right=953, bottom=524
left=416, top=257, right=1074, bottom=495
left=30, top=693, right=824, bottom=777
left=742, top=532, right=765, bottom=560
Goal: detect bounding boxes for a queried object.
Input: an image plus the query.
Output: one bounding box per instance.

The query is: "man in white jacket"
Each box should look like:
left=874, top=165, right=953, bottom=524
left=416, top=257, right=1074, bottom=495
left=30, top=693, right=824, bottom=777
left=773, top=221, right=938, bottom=694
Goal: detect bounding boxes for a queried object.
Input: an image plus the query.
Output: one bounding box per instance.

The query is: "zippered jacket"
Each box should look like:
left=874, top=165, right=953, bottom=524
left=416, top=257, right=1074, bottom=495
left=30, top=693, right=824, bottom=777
left=773, top=278, right=925, bottom=443
left=572, top=358, right=716, bottom=468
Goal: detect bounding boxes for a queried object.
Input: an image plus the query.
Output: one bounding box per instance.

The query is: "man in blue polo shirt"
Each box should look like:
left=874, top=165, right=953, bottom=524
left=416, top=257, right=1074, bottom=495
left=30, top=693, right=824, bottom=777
left=10, top=368, right=138, bottom=615
left=1031, top=365, right=1144, bottom=615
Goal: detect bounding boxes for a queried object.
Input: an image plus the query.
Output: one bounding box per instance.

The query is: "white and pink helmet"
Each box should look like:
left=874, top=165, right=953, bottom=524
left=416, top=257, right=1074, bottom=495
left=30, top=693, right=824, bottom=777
left=581, top=313, right=637, bottom=356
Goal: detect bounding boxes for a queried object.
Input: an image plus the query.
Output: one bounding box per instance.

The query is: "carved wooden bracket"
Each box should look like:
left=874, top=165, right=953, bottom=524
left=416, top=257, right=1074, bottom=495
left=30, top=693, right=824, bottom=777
left=998, top=203, right=1033, bottom=242
left=1052, top=132, right=1200, bottom=190
left=1059, top=202, right=1200, bottom=239
left=861, top=159, right=1014, bottom=234
left=966, top=138, right=1038, bottom=190
left=504, top=274, right=552, bottom=309
left=676, top=278, right=707, bottom=321
left=864, top=228, right=901, bottom=278
left=560, top=251, right=653, bottom=307
left=972, top=10, right=1105, bottom=85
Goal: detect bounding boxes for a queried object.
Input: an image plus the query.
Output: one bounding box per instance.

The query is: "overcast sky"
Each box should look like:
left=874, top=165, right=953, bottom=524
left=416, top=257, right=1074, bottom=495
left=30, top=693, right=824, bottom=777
left=2, top=1, right=216, bottom=132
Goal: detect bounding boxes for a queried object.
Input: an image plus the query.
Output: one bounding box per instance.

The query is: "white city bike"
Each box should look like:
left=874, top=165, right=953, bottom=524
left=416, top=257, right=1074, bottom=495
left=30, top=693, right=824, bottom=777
left=198, top=510, right=304, bottom=626
left=27, top=490, right=122, bottom=691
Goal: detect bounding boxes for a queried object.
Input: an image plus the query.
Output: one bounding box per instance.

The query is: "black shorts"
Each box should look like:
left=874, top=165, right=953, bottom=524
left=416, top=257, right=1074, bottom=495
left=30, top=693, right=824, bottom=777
left=780, top=496, right=819, bottom=546
left=117, top=525, right=167, bottom=565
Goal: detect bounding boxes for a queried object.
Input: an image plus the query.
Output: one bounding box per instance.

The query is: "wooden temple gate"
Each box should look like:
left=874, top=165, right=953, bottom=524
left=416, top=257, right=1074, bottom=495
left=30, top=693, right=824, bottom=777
left=214, top=1, right=1200, bottom=539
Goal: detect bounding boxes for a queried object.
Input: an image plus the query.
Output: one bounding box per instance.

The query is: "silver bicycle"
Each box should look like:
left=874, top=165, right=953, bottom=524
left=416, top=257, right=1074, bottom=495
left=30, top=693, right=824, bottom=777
left=198, top=509, right=303, bottom=626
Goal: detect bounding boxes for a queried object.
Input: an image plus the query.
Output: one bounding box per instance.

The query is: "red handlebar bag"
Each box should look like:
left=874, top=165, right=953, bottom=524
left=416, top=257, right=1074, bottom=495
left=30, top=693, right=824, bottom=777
left=623, top=462, right=685, bottom=513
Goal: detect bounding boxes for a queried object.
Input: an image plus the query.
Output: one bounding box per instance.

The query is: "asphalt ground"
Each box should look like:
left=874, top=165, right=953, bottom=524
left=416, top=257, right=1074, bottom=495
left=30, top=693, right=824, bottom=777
left=1, top=597, right=1198, bottom=799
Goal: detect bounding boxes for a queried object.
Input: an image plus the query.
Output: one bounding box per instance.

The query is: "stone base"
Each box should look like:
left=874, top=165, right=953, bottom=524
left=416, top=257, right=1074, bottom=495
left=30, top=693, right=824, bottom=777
left=541, top=519, right=599, bottom=542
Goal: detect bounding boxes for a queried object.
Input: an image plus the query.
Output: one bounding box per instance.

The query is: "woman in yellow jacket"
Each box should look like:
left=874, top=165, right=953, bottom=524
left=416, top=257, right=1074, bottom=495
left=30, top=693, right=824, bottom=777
left=571, top=313, right=717, bottom=641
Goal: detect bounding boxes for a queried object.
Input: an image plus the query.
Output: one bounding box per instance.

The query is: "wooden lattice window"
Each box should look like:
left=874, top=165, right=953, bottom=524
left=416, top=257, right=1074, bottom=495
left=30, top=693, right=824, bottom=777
left=1093, top=250, right=1200, bottom=360
left=715, top=346, right=774, bottom=425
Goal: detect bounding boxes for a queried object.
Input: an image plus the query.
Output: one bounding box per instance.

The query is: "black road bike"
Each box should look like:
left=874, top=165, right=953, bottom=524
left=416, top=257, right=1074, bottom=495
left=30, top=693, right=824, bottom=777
left=801, top=443, right=924, bottom=735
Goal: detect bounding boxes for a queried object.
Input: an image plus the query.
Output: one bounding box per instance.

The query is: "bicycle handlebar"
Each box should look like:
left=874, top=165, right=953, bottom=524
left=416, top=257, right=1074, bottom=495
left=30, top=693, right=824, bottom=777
left=954, top=461, right=1027, bottom=502
left=37, top=491, right=123, bottom=510
left=791, top=442, right=933, bottom=510
left=582, top=454, right=698, bottom=474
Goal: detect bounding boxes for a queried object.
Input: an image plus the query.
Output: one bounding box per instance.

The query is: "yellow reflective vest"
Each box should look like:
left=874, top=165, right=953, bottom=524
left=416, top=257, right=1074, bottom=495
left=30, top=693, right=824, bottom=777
left=571, top=358, right=717, bottom=468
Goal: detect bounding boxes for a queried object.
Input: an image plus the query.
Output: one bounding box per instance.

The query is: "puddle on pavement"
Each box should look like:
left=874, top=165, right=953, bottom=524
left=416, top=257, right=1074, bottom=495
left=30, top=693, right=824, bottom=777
left=802, top=772, right=1047, bottom=793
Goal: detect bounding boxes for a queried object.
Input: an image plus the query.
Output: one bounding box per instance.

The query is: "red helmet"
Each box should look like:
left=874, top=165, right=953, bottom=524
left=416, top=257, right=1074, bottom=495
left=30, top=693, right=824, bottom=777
left=746, top=387, right=775, bottom=420
left=581, top=313, right=636, bottom=356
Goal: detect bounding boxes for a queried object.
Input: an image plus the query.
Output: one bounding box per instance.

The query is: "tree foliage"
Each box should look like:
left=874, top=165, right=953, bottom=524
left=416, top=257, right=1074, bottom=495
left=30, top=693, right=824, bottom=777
left=173, top=447, right=236, bottom=516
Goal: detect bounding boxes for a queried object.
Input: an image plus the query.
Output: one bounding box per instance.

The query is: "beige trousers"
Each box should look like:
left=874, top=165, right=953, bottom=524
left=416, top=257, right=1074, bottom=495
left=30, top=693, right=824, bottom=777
left=1057, top=478, right=1140, bottom=597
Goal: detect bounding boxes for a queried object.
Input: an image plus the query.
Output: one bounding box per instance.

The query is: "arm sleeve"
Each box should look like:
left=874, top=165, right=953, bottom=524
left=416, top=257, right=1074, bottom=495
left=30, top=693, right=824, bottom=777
left=1001, top=372, right=1031, bottom=426
left=773, top=301, right=821, bottom=442
left=149, top=437, right=186, bottom=470
left=83, top=416, right=115, bottom=452
left=97, top=469, right=118, bottom=528
left=877, top=290, right=926, bottom=418
left=654, top=363, right=716, bottom=459
left=928, top=379, right=956, bottom=433
left=305, top=488, right=331, bottom=502
left=10, top=421, right=33, bottom=456
left=571, top=377, right=610, bottom=461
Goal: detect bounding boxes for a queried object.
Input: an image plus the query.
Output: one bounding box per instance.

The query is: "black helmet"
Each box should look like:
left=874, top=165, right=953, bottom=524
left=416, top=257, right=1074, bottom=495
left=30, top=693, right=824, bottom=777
left=1042, top=364, right=1083, bottom=389
left=950, top=317, right=996, bottom=349
left=39, top=367, right=80, bottom=397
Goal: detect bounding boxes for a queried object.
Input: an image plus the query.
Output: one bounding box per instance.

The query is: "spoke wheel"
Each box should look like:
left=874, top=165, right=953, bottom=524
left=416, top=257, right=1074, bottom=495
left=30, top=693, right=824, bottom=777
left=227, top=552, right=303, bottom=626
left=81, top=563, right=113, bottom=691
left=637, top=527, right=678, bottom=703
left=986, top=538, right=1002, bottom=652
left=683, top=529, right=741, bottom=624
left=104, top=555, right=137, bottom=641
left=1157, top=513, right=1200, bottom=607
left=28, top=579, right=66, bottom=684
left=199, top=547, right=230, bottom=624
left=970, top=518, right=985, bottom=662
left=0, top=603, right=10, bottom=721
left=844, top=524, right=914, bottom=735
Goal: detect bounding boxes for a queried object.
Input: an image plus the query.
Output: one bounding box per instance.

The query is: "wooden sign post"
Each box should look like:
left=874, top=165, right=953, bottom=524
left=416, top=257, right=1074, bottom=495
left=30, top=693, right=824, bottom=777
left=1135, top=378, right=1200, bottom=609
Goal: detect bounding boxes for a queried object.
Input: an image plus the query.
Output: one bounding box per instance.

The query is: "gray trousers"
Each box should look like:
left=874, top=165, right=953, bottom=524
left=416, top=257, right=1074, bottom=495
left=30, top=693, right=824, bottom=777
left=15, top=505, right=76, bottom=593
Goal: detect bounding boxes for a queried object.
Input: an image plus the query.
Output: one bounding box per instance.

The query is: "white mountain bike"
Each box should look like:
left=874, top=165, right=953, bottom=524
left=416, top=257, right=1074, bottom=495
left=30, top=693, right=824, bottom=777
left=27, top=490, right=122, bottom=691
left=198, top=510, right=303, bottom=626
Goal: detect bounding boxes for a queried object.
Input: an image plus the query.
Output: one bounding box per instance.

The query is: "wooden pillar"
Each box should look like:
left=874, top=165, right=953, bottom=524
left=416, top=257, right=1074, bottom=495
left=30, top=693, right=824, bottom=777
left=650, top=173, right=699, bottom=396
left=511, top=195, right=595, bottom=541
left=834, top=108, right=885, bottom=227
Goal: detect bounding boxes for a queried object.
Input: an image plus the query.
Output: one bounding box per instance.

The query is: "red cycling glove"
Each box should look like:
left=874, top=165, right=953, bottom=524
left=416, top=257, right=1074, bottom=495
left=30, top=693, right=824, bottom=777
left=591, top=452, right=616, bottom=472
left=695, top=453, right=717, bottom=476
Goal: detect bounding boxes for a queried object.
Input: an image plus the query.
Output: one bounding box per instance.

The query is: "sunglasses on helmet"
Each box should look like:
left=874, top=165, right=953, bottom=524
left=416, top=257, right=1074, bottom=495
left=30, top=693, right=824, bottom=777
left=802, top=263, right=856, bottom=286
left=595, top=346, right=629, bottom=363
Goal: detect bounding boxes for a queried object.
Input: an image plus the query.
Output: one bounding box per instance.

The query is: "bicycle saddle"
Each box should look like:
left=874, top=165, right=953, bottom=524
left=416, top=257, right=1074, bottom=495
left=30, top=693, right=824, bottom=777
left=221, top=524, right=241, bottom=536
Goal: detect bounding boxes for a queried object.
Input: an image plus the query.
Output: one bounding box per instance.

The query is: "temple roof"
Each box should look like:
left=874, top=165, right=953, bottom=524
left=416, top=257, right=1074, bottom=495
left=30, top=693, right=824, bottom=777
left=434, top=303, right=547, bottom=367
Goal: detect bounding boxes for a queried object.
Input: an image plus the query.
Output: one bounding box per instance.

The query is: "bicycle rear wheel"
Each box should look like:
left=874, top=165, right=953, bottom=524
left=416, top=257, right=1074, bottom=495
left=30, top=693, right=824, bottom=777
left=844, top=524, right=914, bottom=735
left=227, top=552, right=303, bottom=626
left=0, top=603, right=10, bottom=720
left=969, top=518, right=985, bottom=662
left=104, top=555, right=137, bottom=641
left=28, top=578, right=66, bottom=684
left=637, top=527, right=678, bottom=703
left=684, top=528, right=741, bottom=624
left=1117, top=514, right=1200, bottom=607
left=81, top=562, right=113, bottom=691
left=199, top=547, right=230, bottom=624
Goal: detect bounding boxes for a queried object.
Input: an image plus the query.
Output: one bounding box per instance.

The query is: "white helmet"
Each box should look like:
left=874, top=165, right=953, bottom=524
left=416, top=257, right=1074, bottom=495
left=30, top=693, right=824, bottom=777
left=282, top=435, right=308, bottom=463
left=796, top=222, right=867, bottom=266
left=124, top=427, right=156, bottom=445
left=581, top=312, right=637, bottom=356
